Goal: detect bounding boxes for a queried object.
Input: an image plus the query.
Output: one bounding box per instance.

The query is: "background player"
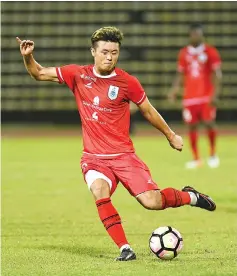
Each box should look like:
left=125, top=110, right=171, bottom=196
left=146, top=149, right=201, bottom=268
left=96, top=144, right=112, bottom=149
left=17, top=26, right=216, bottom=261
left=169, top=23, right=222, bottom=169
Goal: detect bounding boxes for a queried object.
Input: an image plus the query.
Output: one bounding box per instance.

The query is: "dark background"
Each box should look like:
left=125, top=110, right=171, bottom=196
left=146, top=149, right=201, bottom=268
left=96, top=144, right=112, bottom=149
left=2, top=1, right=237, bottom=124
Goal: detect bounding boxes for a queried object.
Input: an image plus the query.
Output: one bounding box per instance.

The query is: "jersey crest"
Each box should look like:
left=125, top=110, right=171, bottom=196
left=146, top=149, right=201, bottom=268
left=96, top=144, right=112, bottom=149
left=108, top=85, right=119, bottom=100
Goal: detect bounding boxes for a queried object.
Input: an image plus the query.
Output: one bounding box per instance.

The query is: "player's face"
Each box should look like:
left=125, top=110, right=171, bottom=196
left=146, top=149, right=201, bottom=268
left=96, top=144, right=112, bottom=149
left=91, top=41, right=120, bottom=75
left=189, top=29, right=203, bottom=46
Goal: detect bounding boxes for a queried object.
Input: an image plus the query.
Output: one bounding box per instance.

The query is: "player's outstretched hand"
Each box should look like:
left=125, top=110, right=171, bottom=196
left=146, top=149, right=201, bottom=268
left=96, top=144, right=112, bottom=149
left=168, top=134, right=183, bottom=152
left=16, top=37, right=34, bottom=56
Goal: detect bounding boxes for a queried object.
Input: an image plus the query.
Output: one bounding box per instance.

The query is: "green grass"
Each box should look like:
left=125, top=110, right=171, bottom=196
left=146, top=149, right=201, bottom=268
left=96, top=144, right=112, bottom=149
left=2, top=134, right=237, bottom=276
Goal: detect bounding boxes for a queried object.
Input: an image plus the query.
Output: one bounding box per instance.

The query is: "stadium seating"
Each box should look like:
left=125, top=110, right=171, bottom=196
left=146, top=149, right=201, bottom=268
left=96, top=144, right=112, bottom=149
left=2, top=2, right=237, bottom=112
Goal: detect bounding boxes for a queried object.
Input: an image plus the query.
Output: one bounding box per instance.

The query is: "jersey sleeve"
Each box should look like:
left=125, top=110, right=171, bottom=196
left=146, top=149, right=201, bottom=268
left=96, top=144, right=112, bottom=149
left=209, top=47, right=222, bottom=70
left=177, top=49, right=186, bottom=73
left=127, top=76, right=146, bottom=105
left=56, top=64, right=79, bottom=91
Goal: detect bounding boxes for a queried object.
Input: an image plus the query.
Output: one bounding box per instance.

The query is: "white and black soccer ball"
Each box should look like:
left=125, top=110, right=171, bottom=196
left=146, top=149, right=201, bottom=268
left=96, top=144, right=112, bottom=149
left=149, top=226, right=183, bottom=260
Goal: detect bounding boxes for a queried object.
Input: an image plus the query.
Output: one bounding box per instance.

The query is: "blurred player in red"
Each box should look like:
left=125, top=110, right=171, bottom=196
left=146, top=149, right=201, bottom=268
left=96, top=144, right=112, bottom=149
left=17, top=26, right=216, bottom=261
left=169, top=23, right=222, bottom=169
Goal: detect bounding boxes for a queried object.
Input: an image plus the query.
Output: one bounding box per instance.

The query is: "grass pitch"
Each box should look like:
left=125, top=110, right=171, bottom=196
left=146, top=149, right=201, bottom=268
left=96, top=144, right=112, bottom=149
left=2, top=133, right=237, bottom=276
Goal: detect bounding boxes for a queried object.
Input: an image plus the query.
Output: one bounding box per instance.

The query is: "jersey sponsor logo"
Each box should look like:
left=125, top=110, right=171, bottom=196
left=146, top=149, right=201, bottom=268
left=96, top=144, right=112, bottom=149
left=82, top=100, right=112, bottom=112
left=93, top=96, right=100, bottom=106
left=108, top=85, right=119, bottom=100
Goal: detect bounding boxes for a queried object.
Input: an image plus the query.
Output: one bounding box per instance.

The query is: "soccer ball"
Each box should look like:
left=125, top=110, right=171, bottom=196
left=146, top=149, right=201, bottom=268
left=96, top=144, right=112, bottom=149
left=149, top=226, right=183, bottom=260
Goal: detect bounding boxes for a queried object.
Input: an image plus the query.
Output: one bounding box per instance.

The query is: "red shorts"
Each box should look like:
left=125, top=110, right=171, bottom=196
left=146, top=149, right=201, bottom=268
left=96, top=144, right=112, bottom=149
left=80, top=153, right=158, bottom=197
left=183, top=103, right=216, bottom=125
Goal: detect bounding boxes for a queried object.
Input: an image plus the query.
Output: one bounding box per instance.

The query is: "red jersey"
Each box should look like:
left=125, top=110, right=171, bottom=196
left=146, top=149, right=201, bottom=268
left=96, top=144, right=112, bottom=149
left=178, top=43, right=221, bottom=106
left=56, top=65, right=146, bottom=155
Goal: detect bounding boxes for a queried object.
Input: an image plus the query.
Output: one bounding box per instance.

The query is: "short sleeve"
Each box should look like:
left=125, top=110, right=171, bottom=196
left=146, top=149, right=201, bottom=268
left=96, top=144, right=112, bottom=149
left=177, top=49, right=186, bottom=73
left=209, top=47, right=222, bottom=70
left=56, top=64, right=79, bottom=91
left=127, top=76, right=146, bottom=105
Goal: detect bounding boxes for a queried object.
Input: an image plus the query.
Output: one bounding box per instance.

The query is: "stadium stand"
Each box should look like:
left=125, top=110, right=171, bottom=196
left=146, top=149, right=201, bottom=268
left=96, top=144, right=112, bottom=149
left=2, top=1, right=237, bottom=122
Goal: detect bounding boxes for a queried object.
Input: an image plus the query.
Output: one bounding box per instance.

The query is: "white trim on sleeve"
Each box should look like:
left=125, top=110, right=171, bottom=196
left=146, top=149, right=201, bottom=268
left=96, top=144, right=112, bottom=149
left=58, top=67, right=65, bottom=82
left=136, top=92, right=146, bottom=104
left=212, top=62, right=221, bottom=70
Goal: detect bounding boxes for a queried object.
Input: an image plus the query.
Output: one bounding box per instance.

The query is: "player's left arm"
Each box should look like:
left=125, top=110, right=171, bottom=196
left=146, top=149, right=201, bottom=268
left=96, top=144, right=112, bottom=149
left=210, top=47, right=223, bottom=105
left=138, top=98, right=183, bottom=151
left=127, top=75, right=183, bottom=151
left=212, top=68, right=222, bottom=105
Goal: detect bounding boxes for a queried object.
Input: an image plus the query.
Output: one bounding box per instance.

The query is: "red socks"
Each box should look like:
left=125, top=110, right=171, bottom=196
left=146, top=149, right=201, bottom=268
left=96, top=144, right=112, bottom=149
left=190, top=128, right=217, bottom=158
left=96, top=198, right=129, bottom=248
left=160, top=188, right=191, bottom=209
left=189, top=130, right=199, bottom=160
left=207, top=129, right=216, bottom=156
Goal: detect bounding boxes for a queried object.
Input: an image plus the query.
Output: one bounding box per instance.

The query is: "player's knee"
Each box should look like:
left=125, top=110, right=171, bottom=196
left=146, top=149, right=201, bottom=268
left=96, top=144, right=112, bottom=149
left=204, top=121, right=216, bottom=129
left=136, top=190, right=163, bottom=210
left=90, top=179, right=110, bottom=200
left=189, top=124, right=198, bottom=131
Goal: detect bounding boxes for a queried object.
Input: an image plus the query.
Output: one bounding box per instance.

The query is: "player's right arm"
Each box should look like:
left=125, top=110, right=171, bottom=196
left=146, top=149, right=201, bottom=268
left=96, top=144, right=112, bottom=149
left=168, top=49, right=185, bottom=102
left=16, top=37, right=59, bottom=82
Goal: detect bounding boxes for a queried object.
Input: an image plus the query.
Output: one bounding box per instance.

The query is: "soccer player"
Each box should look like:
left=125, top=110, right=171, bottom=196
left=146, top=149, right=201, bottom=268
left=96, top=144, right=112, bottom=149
left=169, top=23, right=222, bottom=169
left=17, top=26, right=216, bottom=261
left=129, top=102, right=137, bottom=135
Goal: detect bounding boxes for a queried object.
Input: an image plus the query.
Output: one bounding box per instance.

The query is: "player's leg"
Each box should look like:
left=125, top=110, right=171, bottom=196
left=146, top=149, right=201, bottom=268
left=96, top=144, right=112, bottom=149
left=82, top=165, right=136, bottom=261
left=89, top=177, right=128, bottom=247
left=186, top=123, right=201, bottom=167
left=202, top=104, right=219, bottom=168
left=136, top=188, right=216, bottom=211
left=112, top=153, right=216, bottom=212
left=183, top=106, right=202, bottom=169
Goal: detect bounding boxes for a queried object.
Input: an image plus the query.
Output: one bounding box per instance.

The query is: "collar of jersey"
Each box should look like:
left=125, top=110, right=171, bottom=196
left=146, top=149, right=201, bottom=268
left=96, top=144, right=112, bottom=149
left=93, top=66, right=117, bottom=78
left=187, top=43, right=205, bottom=55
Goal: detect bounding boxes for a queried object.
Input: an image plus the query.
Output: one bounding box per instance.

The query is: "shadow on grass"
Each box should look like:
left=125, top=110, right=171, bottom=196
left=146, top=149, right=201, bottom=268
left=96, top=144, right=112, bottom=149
left=34, top=244, right=114, bottom=259
left=38, top=245, right=189, bottom=264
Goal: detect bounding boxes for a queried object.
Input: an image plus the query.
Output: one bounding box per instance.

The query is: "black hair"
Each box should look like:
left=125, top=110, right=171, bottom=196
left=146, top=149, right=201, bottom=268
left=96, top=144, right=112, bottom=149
left=190, top=23, right=204, bottom=32
left=91, top=26, right=124, bottom=48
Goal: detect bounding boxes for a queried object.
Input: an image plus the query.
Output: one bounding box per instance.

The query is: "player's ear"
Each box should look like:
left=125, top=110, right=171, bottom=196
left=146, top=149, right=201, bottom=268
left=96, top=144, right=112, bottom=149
left=91, top=47, right=95, bottom=57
